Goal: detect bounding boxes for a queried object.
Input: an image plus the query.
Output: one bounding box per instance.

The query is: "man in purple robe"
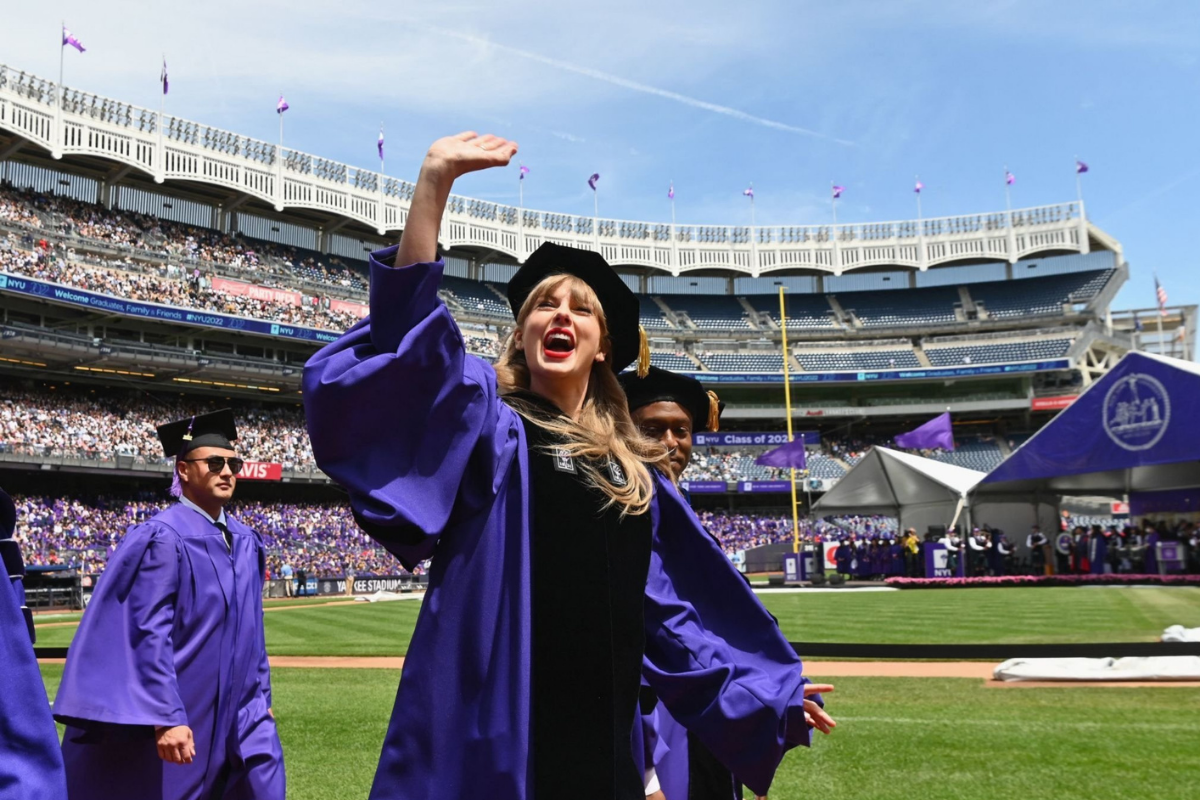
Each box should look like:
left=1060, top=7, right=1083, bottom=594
left=53, top=410, right=285, bottom=800
left=0, top=486, right=68, bottom=800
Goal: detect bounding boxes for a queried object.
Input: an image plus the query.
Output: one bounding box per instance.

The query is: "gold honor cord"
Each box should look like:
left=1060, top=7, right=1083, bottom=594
left=779, top=287, right=802, bottom=555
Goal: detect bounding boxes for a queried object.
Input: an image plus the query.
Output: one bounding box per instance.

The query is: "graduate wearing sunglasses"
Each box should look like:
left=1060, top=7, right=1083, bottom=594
left=53, top=409, right=285, bottom=800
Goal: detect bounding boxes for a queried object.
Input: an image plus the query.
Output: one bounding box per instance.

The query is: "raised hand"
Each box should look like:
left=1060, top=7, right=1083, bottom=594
left=423, top=131, right=519, bottom=182
left=397, top=132, right=520, bottom=267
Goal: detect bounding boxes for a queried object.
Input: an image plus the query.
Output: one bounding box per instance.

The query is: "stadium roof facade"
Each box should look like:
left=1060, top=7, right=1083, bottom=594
left=0, top=61, right=1120, bottom=280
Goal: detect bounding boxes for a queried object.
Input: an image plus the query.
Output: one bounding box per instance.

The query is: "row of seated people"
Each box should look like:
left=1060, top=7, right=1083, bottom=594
left=11, top=493, right=885, bottom=573
left=0, top=184, right=369, bottom=293
left=683, top=449, right=848, bottom=482
left=833, top=433, right=1008, bottom=473
left=3, top=184, right=1118, bottom=332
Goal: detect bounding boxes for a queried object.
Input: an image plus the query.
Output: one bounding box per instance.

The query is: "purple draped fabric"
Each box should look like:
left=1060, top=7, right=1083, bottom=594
left=756, top=438, right=808, bottom=469
left=302, top=249, right=815, bottom=799
left=894, top=411, right=955, bottom=451
left=0, top=490, right=68, bottom=800
left=53, top=504, right=284, bottom=800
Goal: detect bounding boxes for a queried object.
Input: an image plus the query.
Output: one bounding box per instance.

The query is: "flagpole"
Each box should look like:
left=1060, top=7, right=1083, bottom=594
left=1074, top=155, right=1083, bottom=204
left=915, top=175, right=923, bottom=221
left=830, top=181, right=838, bottom=226
left=379, top=122, right=385, bottom=176
left=58, top=21, right=65, bottom=152
left=593, top=186, right=599, bottom=251
left=779, top=286, right=801, bottom=555
left=518, top=167, right=525, bottom=260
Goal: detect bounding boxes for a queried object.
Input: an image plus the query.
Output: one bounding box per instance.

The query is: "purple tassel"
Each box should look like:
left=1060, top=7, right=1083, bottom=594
left=169, top=461, right=183, bottom=498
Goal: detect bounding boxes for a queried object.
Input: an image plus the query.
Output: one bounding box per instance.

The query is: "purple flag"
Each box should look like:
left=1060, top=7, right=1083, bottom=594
left=668, top=183, right=675, bottom=200
left=743, top=186, right=754, bottom=198
left=62, top=26, right=85, bottom=53
left=378, top=126, right=385, bottom=160
left=894, top=412, right=955, bottom=451
left=588, top=173, right=600, bottom=191
left=1076, top=160, right=1089, bottom=174
left=1005, top=170, right=1015, bottom=186
left=755, top=439, right=808, bottom=470
left=914, top=180, right=924, bottom=194
left=161, top=58, right=168, bottom=96
left=277, top=95, right=289, bottom=114
left=831, top=185, right=844, bottom=199
left=519, top=164, right=530, bottom=181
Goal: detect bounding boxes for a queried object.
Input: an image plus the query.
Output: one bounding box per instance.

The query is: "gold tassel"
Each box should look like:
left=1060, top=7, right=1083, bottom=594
left=636, top=325, right=650, bottom=378
left=706, top=391, right=721, bottom=432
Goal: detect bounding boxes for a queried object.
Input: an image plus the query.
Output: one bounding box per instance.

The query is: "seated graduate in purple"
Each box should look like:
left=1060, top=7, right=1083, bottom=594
left=619, top=367, right=836, bottom=800
left=303, top=132, right=834, bottom=800
left=0, top=486, right=68, bottom=800
left=53, top=410, right=285, bottom=800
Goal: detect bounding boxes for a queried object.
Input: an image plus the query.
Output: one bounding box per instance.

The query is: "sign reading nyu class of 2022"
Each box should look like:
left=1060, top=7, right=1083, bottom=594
left=0, top=271, right=1070, bottom=383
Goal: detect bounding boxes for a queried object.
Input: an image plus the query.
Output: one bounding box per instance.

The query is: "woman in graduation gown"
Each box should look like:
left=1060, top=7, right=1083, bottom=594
left=0, top=487, right=68, bottom=800
left=303, top=132, right=832, bottom=800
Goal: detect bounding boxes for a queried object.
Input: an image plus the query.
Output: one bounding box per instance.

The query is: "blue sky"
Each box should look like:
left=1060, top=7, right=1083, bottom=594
left=4, top=0, right=1199, bottom=311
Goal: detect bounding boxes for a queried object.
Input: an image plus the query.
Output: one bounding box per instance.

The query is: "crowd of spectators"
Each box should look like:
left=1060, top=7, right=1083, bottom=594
left=1, top=184, right=368, bottom=292
left=0, top=383, right=314, bottom=467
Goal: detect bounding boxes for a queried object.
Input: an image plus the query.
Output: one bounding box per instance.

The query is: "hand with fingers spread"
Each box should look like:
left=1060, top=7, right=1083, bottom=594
left=803, top=682, right=836, bottom=735
left=397, top=132, right=519, bottom=267
left=155, top=724, right=196, bottom=765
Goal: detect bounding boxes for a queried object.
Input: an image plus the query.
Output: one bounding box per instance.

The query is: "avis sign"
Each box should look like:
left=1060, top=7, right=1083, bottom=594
left=239, top=461, right=283, bottom=481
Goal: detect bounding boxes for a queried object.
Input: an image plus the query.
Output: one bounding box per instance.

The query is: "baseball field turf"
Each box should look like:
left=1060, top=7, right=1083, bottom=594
left=36, top=586, right=1200, bottom=798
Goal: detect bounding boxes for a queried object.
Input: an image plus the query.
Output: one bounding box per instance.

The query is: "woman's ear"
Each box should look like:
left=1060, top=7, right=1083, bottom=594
left=594, top=351, right=605, bottom=363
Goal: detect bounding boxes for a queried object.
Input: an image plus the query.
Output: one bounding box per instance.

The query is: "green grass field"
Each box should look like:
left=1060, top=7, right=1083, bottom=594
left=37, top=663, right=1200, bottom=800
left=35, top=586, right=1200, bottom=653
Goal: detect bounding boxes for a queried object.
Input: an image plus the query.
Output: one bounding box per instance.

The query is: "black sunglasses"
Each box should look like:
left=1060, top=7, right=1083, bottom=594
left=180, top=456, right=245, bottom=475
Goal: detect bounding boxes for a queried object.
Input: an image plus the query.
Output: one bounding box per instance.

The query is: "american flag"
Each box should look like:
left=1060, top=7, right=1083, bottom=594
left=1155, top=275, right=1168, bottom=316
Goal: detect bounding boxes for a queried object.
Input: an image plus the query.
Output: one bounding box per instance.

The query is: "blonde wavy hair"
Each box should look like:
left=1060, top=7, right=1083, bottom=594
left=494, top=274, right=668, bottom=516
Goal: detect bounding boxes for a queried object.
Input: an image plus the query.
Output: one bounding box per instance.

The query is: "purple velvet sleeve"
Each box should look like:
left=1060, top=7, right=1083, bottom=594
left=642, top=472, right=811, bottom=797
left=52, top=525, right=188, bottom=729
left=302, top=247, right=515, bottom=570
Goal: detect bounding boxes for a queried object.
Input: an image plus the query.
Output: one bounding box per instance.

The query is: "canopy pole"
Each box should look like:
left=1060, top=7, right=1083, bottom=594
left=780, top=286, right=801, bottom=554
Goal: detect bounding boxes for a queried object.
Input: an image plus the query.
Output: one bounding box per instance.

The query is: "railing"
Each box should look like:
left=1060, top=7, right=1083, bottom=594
left=0, top=61, right=1097, bottom=277
left=0, top=449, right=329, bottom=482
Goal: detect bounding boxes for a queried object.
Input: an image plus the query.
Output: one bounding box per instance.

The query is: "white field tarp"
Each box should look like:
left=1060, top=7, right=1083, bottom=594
left=810, top=447, right=987, bottom=533
left=994, top=656, right=1200, bottom=682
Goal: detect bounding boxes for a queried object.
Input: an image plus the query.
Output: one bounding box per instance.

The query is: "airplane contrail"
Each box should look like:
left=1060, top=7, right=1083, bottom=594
left=422, top=25, right=854, bottom=146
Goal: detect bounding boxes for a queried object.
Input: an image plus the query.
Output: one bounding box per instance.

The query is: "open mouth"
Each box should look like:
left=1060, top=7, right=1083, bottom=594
left=542, top=328, right=575, bottom=359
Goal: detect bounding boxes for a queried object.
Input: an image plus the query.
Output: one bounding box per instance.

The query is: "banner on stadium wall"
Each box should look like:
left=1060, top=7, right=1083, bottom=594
left=330, top=298, right=368, bottom=318
left=693, top=431, right=819, bottom=447
left=0, top=272, right=342, bottom=345
left=738, top=480, right=793, bottom=493
left=1031, top=395, right=1078, bottom=411
left=678, top=480, right=727, bottom=494
left=687, top=360, right=1071, bottom=384
left=238, top=461, right=283, bottom=481
left=211, top=276, right=302, bottom=307
left=1111, top=502, right=1130, bottom=515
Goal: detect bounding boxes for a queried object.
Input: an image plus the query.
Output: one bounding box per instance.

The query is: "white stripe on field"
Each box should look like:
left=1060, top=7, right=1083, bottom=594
left=836, top=716, right=1200, bottom=731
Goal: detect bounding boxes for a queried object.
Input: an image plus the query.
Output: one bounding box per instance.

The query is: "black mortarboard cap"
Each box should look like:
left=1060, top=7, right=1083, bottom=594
left=506, top=242, right=648, bottom=375
left=156, top=409, right=239, bottom=458
left=619, top=366, right=725, bottom=433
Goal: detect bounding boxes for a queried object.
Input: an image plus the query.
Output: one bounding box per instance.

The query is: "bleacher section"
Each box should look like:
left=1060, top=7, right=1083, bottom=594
left=639, top=296, right=674, bottom=329
left=926, top=438, right=1005, bottom=472
left=924, top=338, right=1073, bottom=366
left=745, top=293, right=838, bottom=330
left=698, top=352, right=784, bottom=372
left=835, top=286, right=961, bottom=328
left=440, top=276, right=511, bottom=318
left=806, top=454, right=847, bottom=480
left=969, top=270, right=1114, bottom=319
left=660, top=294, right=754, bottom=330
left=796, top=349, right=921, bottom=371
left=649, top=352, right=696, bottom=371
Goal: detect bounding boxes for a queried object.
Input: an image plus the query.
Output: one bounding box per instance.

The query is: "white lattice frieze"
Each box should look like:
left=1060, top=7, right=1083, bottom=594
left=0, top=61, right=1102, bottom=273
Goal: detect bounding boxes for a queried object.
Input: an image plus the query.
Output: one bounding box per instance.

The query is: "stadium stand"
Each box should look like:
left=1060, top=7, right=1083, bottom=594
left=924, top=337, right=1074, bottom=366
left=969, top=269, right=1115, bottom=319
left=658, top=294, right=755, bottom=330
left=925, top=437, right=1006, bottom=472
left=835, top=285, right=961, bottom=327
left=795, top=348, right=921, bottom=371
left=744, top=293, right=839, bottom=330
left=439, top=274, right=511, bottom=318
left=639, top=295, right=674, bottom=329
left=649, top=351, right=697, bottom=371
left=697, top=352, right=785, bottom=372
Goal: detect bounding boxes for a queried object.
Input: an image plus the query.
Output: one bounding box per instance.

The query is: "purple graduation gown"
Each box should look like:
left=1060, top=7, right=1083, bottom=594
left=1, top=523, right=68, bottom=799
left=303, top=249, right=815, bottom=800
left=52, top=504, right=285, bottom=800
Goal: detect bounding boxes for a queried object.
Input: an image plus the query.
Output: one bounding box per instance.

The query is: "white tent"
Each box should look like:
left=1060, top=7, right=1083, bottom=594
left=811, top=447, right=986, bottom=533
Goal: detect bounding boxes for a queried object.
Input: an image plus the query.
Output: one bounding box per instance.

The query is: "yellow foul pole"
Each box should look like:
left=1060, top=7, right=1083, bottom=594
left=779, top=287, right=801, bottom=554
